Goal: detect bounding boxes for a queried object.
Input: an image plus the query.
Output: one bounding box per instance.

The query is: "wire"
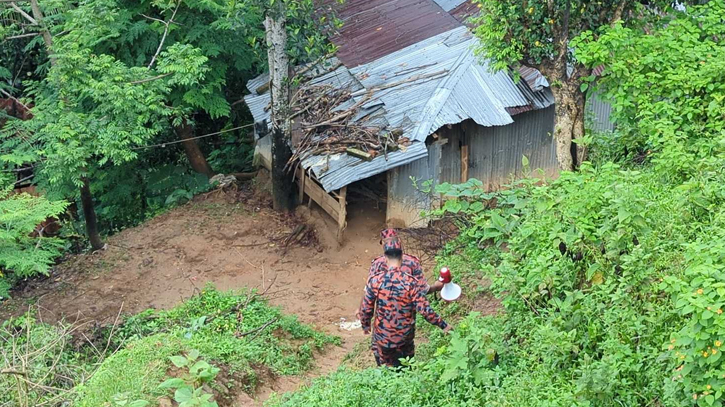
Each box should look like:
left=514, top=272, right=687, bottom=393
left=131, top=123, right=256, bottom=150
left=0, top=124, right=256, bottom=173
left=0, top=165, right=37, bottom=173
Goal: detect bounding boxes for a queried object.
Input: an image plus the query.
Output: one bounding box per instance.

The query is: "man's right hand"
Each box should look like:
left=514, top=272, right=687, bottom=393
left=429, top=281, right=444, bottom=293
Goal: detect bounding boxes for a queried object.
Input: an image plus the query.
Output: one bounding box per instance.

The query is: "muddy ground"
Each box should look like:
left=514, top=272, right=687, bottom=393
left=1, top=177, right=463, bottom=405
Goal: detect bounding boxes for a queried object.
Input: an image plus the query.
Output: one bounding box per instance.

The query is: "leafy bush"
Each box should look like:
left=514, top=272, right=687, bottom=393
left=206, top=133, right=255, bottom=175
left=0, top=189, right=67, bottom=298
left=573, top=2, right=725, bottom=179
left=87, top=163, right=212, bottom=233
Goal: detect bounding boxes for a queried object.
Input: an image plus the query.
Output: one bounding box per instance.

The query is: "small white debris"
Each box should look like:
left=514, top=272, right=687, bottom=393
left=335, top=317, right=362, bottom=331
left=210, top=174, right=237, bottom=189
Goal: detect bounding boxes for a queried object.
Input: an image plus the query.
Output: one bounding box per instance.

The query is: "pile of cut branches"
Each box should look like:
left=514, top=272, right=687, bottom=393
left=286, top=83, right=408, bottom=170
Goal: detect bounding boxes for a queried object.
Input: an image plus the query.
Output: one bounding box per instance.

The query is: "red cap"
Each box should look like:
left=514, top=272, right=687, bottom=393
left=379, top=228, right=398, bottom=244
left=439, top=267, right=452, bottom=284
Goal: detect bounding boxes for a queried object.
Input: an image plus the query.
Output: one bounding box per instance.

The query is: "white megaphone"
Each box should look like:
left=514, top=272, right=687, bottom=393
left=438, top=267, right=461, bottom=302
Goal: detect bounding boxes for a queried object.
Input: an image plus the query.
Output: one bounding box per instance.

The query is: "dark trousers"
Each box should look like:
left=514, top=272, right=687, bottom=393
left=374, top=341, right=415, bottom=368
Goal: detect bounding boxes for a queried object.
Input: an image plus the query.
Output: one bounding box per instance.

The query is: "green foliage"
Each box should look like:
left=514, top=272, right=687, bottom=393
left=223, top=0, right=343, bottom=66
left=159, top=350, right=220, bottom=407
left=91, top=163, right=212, bottom=232
left=0, top=188, right=67, bottom=297
left=469, top=0, right=669, bottom=72
left=573, top=2, right=725, bottom=179
left=664, top=232, right=725, bottom=405
left=206, top=133, right=255, bottom=174
left=0, top=0, right=262, bottom=247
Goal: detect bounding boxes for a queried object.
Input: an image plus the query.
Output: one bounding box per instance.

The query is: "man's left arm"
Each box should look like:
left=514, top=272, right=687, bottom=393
left=358, top=280, right=377, bottom=335
left=413, top=287, right=448, bottom=330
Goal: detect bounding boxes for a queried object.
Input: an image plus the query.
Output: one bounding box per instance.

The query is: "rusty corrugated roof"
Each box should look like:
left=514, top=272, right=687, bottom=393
left=331, top=0, right=460, bottom=68
left=449, top=0, right=479, bottom=25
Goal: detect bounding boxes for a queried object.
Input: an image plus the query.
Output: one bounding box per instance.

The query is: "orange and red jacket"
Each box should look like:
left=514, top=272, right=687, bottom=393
left=359, top=265, right=447, bottom=348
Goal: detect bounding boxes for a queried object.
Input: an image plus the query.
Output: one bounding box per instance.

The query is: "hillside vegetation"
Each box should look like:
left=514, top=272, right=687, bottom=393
left=1, top=287, right=339, bottom=407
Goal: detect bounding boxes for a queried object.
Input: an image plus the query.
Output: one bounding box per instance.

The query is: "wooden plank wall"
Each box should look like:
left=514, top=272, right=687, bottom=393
left=296, top=169, right=347, bottom=242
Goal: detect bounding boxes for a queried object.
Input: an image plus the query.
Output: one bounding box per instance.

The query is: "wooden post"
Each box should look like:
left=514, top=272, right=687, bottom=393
left=337, top=186, right=347, bottom=243
left=461, top=144, right=469, bottom=182
left=298, top=168, right=306, bottom=204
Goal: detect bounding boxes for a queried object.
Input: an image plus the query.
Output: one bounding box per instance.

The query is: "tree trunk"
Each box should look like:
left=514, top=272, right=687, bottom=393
left=175, top=121, right=215, bottom=178
left=573, top=90, right=587, bottom=166
left=80, top=178, right=104, bottom=251
left=265, top=10, right=295, bottom=211
left=28, top=0, right=56, bottom=66
left=29, top=0, right=52, bottom=51
left=550, top=81, right=586, bottom=171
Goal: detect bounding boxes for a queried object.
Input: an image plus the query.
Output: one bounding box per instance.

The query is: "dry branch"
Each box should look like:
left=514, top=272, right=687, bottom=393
left=147, top=1, right=180, bottom=69
left=237, top=317, right=279, bottom=342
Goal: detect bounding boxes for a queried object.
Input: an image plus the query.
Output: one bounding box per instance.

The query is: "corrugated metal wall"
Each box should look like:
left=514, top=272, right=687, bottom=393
left=386, top=105, right=557, bottom=227
left=439, top=105, right=557, bottom=189
left=387, top=142, right=443, bottom=228
left=586, top=91, right=615, bottom=132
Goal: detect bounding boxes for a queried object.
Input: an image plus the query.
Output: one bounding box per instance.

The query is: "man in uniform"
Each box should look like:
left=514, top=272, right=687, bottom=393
left=358, top=235, right=450, bottom=367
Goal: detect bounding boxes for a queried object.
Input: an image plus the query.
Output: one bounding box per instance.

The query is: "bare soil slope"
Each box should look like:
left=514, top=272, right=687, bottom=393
left=1, top=178, right=497, bottom=405
left=1, top=182, right=431, bottom=404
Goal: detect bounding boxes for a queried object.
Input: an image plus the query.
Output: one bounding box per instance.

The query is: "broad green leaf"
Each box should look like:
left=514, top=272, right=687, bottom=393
left=169, top=356, right=189, bottom=368
left=174, top=387, right=194, bottom=404
left=159, top=378, right=186, bottom=389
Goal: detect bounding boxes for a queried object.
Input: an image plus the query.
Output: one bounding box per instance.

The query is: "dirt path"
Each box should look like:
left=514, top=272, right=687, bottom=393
left=2, top=185, right=443, bottom=404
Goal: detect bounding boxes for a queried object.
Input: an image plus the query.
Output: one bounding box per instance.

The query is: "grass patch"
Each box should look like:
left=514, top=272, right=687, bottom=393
left=1, top=287, right=339, bottom=407
left=115, top=286, right=340, bottom=379
left=74, top=334, right=185, bottom=407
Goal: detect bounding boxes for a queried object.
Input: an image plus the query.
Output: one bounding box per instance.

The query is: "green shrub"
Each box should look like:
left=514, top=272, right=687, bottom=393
left=0, top=189, right=67, bottom=298
left=114, top=286, right=340, bottom=382
left=88, top=163, right=212, bottom=234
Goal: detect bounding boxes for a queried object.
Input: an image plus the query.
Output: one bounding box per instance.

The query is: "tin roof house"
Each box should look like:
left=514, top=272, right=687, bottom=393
left=245, top=0, right=561, bottom=240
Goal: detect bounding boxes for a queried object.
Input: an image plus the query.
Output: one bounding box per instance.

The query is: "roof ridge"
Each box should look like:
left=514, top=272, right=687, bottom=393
left=410, top=45, right=474, bottom=141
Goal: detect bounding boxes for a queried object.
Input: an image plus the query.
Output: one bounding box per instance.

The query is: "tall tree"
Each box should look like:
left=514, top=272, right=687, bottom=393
left=228, top=0, right=341, bottom=211
left=264, top=2, right=294, bottom=211
left=107, top=0, right=266, bottom=178
left=470, top=0, right=679, bottom=170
